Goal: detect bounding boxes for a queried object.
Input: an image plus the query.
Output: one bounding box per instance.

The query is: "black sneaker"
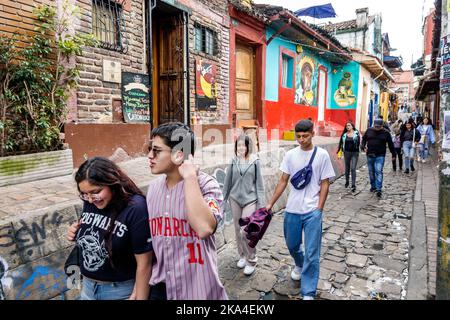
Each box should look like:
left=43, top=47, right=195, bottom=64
left=345, top=182, right=349, bottom=188
left=411, top=164, right=415, bottom=172
left=404, top=169, right=410, bottom=174
left=376, top=191, right=382, bottom=198
left=351, top=187, right=356, bottom=193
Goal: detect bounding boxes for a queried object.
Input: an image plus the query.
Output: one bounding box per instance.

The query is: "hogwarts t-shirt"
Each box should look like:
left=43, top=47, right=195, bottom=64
left=76, top=194, right=152, bottom=282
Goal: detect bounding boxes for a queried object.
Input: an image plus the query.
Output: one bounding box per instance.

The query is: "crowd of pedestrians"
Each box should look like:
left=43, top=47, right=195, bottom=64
left=64, top=115, right=434, bottom=301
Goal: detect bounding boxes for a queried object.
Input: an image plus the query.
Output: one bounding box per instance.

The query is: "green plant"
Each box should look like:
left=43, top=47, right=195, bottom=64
left=0, top=1, right=98, bottom=156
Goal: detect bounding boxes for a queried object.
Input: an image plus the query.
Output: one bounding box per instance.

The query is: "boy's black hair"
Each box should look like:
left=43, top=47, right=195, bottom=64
left=295, top=119, right=314, bottom=133
left=151, top=122, right=196, bottom=156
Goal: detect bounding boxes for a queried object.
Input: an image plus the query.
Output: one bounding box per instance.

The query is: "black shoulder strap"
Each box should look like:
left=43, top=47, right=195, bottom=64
left=308, top=147, right=318, bottom=166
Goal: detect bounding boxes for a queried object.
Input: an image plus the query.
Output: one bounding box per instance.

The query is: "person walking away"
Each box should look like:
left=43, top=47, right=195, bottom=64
left=337, top=121, right=361, bottom=192
left=400, top=120, right=421, bottom=174
left=145, top=122, right=228, bottom=300
left=390, top=120, right=403, bottom=172
left=360, top=119, right=396, bottom=198
left=265, top=119, right=335, bottom=300
left=222, top=134, right=265, bottom=276
left=417, top=117, right=435, bottom=163
left=66, top=157, right=153, bottom=300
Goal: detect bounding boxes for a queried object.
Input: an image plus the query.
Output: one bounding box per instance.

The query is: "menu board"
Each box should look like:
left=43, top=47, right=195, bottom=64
left=121, top=72, right=151, bottom=123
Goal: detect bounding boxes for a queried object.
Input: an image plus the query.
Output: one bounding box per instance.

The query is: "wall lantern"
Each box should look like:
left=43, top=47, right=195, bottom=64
left=296, top=45, right=303, bottom=53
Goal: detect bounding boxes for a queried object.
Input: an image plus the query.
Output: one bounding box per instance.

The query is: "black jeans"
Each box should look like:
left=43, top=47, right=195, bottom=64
left=344, top=151, right=359, bottom=188
left=392, top=148, right=402, bottom=171
left=149, top=282, right=167, bottom=300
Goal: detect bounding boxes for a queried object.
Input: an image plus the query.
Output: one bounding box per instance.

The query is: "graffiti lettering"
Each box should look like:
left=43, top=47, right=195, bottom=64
left=0, top=211, right=70, bottom=256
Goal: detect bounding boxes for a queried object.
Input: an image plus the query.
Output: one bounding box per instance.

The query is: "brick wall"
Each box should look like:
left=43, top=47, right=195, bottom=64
left=0, top=0, right=53, bottom=41
left=72, top=0, right=146, bottom=122
left=72, top=0, right=231, bottom=126
left=181, top=0, right=230, bottom=125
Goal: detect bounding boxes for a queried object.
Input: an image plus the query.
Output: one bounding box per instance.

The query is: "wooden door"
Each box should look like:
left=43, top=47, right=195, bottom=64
left=155, top=15, right=185, bottom=124
left=235, top=43, right=255, bottom=122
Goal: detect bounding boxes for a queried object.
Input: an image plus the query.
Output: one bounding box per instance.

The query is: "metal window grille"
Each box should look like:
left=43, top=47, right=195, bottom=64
left=194, top=24, right=219, bottom=56
left=92, top=0, right=127, bottom=53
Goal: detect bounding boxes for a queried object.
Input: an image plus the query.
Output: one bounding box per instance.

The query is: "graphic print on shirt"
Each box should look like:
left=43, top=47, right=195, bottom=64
left=78, top=225, right=109, bottom=272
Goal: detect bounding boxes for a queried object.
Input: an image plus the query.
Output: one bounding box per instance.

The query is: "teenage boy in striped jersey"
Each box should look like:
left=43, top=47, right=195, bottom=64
left=146, top=122, right=228, bottom=300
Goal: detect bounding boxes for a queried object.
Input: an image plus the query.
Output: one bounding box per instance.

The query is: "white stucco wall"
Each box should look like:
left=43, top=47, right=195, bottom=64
left=355, top=66, right=373, bottom=131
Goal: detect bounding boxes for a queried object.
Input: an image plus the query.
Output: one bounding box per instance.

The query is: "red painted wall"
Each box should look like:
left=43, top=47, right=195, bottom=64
left=325, top=109, right=357, bottom=127
left=423, top=10, right=435, bottom=57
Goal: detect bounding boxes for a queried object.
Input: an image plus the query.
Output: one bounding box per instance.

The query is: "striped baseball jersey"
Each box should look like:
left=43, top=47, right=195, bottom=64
left=146, top=171, right=228, bottom=300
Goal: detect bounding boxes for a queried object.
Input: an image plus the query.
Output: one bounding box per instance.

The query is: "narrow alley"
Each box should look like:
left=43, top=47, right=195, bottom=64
left=218, top=156, right=437, bottom=300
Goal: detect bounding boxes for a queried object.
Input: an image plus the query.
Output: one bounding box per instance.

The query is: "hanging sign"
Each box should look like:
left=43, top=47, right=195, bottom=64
left=441, top=36, right=450, bottom=93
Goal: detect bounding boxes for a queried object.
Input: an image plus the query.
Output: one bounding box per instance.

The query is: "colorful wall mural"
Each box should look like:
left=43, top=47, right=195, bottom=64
left=295, top=53, right=319, bottom=106
left=330, top=61, right=360, bottom=109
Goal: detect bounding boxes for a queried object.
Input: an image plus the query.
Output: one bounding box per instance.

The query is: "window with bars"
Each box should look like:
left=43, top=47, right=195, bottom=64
left=194, top=24, right=219, bottom=56
left=92, top=0, right=126, bottom=52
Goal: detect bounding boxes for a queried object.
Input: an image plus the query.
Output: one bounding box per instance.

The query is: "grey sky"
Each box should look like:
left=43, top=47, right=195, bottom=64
left=253, top=0, right=435, bottom=69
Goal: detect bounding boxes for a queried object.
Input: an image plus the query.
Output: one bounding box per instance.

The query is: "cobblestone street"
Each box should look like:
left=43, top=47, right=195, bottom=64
left=218, top=156, right=418, bottom=300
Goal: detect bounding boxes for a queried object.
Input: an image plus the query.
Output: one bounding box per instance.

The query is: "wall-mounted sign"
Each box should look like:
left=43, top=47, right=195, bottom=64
left=103, top=59, right=121, bottom=83
left=196, top=59, right=218, bottom=111
left=441, top=36, right=450, bottom=94
left=443, top=111, right=450, bottom=149
left=121, top=72, right=151, bottom=123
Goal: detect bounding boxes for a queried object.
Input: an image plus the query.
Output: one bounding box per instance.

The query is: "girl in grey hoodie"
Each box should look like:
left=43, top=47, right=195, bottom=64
left=223, top=135, right=265, bottom=276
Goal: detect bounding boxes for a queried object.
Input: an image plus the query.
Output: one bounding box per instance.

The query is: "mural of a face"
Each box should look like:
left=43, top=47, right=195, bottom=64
left=296, top=55, right=317, bottom=106
left=301, top=63, right=313, bottom=92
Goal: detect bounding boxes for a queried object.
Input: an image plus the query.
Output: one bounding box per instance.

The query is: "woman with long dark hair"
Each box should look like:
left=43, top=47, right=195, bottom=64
left=337, top=121, right=361, bottom=192
left=66, top=157, right=153, bottom=300
left=223, top=134, right=265, bottom=276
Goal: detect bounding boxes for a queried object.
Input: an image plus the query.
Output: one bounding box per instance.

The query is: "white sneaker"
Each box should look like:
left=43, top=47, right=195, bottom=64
left=417, top=157, right=422, bottom=162
left=303, top=296, right=315, bottom=300
left=291, top=266, right=302, bottom=281
left=237, top=258, right=246, bottom=269
left=243, top=264, right=256, bottom=276
left=422, top=159, right=427, bottom=163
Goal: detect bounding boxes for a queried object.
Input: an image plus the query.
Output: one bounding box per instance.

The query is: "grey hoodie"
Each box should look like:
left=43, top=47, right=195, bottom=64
left=222, top=154, right=265, bottom=209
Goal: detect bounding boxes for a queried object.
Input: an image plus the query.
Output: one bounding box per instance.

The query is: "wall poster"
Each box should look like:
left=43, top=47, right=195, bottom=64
left=196, top=59, right=218, bottom=111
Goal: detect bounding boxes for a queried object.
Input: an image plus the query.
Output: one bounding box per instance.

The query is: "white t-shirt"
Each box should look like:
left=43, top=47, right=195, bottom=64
left=280, top=146, right=336, bottom=214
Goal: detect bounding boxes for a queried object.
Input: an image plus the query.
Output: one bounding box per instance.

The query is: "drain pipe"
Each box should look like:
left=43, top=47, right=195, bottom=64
left=146, top=0, right=156, bottom=128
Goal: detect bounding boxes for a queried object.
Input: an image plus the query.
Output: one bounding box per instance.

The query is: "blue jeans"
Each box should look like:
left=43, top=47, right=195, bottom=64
left=80, top=277, right=135, bottom=300
left=284, top=210, right=323, bottom=297
left=367, top=156, right=385, bottom=191
left=418, top=141, right=430, bottom=160
left=402, top=141, right=415, bottom=170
